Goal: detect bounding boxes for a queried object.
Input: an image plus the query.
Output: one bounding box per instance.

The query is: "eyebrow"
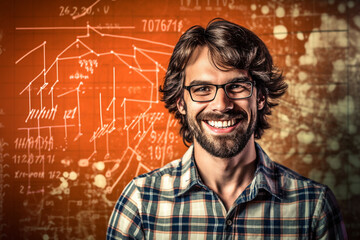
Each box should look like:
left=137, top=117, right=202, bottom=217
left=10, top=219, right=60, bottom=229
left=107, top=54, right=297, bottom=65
left=229, top=77, right=251, bottom=83
left=188, top=77, right=251, bottom=86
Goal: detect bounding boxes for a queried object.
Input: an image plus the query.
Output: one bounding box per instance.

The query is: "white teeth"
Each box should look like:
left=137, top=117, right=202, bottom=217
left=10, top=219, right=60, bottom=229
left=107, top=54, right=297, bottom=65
left=207, top=119, right=237, bottom=128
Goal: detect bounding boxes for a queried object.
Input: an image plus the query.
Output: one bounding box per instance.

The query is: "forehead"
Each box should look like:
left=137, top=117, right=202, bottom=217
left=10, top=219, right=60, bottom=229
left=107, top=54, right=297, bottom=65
left=184, top=46, right=249, bottom=84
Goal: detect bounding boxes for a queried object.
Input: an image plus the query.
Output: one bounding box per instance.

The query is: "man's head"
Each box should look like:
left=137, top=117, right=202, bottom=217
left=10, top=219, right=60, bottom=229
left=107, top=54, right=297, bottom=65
left=160, top=18, right=287, bottom=152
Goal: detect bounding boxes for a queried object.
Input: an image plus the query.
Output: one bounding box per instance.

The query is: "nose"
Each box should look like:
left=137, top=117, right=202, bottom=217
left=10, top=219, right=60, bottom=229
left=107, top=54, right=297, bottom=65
left=209, top=88, right=234, bottom=112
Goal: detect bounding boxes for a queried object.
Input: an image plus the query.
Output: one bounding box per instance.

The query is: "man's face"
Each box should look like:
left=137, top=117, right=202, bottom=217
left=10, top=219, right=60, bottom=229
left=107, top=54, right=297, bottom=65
left=177, top=46, right=264, bottom=158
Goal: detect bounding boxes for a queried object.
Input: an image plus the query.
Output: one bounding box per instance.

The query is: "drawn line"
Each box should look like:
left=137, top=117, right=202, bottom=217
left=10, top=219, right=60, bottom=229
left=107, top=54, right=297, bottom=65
left=86, top=25, right=174, bottom=48
left=18, top=125, right=75, bottom=130
left=100, top=32, right=174, bottom=48
left=15, top=41, right=46, bottom=64
left=19, top=70, right=45, bottom=95
left=16, top=26, right=135, bottom=30
left=136, top=47, right=172, bottom=56
left=72, top=0, right=101, bottom=20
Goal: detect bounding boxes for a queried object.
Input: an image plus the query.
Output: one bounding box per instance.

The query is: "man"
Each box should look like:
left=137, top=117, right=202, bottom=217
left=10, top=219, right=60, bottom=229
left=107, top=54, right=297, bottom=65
left=107, top=19, right=347, bottom=239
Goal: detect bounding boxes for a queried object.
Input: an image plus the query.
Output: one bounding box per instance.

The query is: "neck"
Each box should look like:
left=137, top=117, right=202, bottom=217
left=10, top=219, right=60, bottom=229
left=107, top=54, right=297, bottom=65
left=193, top=137, right=258, bottom=210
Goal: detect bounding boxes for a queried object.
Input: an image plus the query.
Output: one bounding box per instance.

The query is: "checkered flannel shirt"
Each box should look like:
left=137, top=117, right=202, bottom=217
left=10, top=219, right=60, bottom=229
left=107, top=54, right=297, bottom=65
left=107, top=143, right=347, bottom=239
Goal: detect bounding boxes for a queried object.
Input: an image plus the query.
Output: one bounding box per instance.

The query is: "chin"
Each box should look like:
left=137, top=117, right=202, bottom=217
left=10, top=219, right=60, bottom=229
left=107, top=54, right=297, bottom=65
left=195, top=131, right=252, bottom=158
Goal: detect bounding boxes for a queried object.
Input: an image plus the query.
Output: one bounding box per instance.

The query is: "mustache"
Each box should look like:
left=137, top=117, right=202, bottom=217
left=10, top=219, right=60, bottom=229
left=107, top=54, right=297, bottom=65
left=197, top=110, right=248, bottom=121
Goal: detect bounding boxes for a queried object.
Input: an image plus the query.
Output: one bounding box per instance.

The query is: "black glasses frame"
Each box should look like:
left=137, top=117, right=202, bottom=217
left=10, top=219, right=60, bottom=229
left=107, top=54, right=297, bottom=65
left=183, top=81, right=256, bottom=102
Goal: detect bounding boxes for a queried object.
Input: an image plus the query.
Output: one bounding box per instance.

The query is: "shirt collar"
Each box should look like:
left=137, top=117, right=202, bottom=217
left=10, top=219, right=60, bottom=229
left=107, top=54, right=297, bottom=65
left=174, top=145, right=208, bottom=197
left=175, top=143, right=284, bottom=200
left=252, top=142, right=284, bottom=200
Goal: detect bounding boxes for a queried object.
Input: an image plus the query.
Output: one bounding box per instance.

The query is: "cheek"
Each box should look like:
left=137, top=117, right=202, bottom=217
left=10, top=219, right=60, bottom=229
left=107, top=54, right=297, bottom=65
left=242, top=100, right=257, bottom=122
left=186, top=100, right=208, bottom=117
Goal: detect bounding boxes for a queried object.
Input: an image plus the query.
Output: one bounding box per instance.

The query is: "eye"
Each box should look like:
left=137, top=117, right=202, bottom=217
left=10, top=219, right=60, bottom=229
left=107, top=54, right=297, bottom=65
left=227, top=83, right=247, bottom=92
left=191, top=85, right=213, bottom=94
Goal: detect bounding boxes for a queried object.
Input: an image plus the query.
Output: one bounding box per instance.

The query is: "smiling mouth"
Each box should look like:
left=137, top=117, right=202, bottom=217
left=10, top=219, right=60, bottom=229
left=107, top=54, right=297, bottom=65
left=205, top=119, right=240, bottom=129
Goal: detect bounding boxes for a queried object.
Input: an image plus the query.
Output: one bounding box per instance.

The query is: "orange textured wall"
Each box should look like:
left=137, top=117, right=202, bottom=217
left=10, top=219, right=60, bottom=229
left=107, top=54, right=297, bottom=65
left=0, top=0, right=359, bottom=239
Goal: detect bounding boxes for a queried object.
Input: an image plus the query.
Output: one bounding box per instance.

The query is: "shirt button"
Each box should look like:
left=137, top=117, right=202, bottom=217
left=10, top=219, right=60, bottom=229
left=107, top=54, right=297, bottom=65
left=226, top=219, right=233, bottom=226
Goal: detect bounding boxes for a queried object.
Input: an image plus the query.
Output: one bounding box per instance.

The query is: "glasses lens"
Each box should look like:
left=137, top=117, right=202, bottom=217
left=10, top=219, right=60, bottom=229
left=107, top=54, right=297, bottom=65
left=190, top=85, right=216, bottom=102
left=225, top=82, right=252, bottom=99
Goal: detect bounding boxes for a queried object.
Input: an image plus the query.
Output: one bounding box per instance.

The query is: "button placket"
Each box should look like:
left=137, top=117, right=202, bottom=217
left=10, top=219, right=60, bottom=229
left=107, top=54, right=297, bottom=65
left=223, top=217, right=234, bottom=240
left=226, top=219, right=233, bottom=226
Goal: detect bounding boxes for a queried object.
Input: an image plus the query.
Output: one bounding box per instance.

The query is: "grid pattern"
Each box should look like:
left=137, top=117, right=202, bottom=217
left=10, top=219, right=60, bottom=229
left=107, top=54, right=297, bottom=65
left=107, top=143, right=347, bottom=239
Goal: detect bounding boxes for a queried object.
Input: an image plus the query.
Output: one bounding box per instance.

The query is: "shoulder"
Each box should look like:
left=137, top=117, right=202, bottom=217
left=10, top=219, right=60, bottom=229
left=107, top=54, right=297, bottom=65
left=271, top=159, right=329, bottom=199
left=131, top=158, right=183, bottom=191
left=131, top=146, right=194, bottom=193
left=136, top=158, right=182, bottom=179
left=269, top=161, right=347, bottom=237
left=257, top=144, right=343, bottom=215
left=274, top=160, right=325, bottom=188
left=256, top=143, right=328, bottom=198
left=113, top=158, right=183, bottom=212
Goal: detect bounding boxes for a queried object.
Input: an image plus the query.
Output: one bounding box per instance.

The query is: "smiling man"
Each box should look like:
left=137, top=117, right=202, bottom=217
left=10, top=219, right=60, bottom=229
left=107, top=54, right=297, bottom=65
left=107, top=19, right=347, bottom=239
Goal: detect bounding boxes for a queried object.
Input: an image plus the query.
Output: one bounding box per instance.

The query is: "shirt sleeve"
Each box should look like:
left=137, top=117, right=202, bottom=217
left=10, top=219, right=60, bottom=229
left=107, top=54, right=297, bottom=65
left=312, top=187, right=348, bottom=240
left=106, top=180, right=144, bottom=240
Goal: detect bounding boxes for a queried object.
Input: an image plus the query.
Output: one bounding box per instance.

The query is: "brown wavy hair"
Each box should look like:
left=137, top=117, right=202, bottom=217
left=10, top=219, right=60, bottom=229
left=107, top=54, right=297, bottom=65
left=160, top=18, right=288, bottom=146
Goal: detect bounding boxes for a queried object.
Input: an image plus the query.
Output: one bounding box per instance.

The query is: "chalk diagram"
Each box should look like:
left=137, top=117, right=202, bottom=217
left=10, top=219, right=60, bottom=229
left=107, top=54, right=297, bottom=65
left=14, top=22, right=182, bottom=238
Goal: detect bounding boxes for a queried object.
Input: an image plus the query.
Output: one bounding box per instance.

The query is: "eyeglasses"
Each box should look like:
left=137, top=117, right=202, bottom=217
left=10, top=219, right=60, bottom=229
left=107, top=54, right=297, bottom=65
left=183, top=81, right=255, bottom=102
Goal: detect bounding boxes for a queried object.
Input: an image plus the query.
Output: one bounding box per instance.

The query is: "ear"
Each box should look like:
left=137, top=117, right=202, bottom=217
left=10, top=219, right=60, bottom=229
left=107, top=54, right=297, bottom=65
left=257, top=92, right=266, bottom=111
left=177, top=98, right=186, bottom=115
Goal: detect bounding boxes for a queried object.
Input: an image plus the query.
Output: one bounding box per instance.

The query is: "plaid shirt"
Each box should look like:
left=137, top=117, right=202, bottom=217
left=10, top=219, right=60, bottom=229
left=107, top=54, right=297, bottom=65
left=107, top=143, right=347, bottom=239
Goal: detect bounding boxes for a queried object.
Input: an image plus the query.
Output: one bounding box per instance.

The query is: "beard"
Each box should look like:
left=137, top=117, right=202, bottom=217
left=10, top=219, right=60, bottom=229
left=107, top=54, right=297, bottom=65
left=186, top=108, right=257, bottom=158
